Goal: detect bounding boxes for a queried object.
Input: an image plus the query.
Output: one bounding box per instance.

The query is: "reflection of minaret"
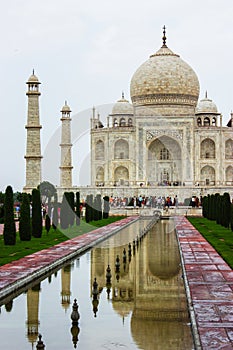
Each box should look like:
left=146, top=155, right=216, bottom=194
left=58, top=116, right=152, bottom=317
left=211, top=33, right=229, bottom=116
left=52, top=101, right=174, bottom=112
left=26, top=283, right=41, bottom=347
left=61, top=264, right=71, bottom=311
left=59, top=101, right=73, bottom=188
left=24, top=71, right=42, bottom=192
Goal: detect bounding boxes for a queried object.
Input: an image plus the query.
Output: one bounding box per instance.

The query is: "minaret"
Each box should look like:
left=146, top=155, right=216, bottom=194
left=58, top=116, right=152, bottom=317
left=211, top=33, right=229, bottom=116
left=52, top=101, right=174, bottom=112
left=61, top=264, right=71, bottom=311
left=23, top=71, right=42, bottom=192
left=59, top=101, right=73, bottom=188
left=26, top=284, right=41, bottom=347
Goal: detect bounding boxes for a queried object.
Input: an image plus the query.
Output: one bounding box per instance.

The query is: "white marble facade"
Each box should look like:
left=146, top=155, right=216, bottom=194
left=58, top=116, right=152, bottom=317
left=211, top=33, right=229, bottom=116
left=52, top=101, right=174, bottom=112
left=90, top=32, right=233, bottom=197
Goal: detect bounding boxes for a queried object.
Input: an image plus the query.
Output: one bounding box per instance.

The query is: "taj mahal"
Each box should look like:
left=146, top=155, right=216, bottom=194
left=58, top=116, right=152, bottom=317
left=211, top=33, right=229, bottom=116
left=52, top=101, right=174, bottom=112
left=23, top=27, right=233, bottom=202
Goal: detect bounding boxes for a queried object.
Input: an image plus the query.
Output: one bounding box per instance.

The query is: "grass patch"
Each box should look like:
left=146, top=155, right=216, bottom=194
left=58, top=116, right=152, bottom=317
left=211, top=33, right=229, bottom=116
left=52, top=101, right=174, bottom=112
left=187, top=217, right=233, bottom=269
left=0, top=216, right=126, bottom=266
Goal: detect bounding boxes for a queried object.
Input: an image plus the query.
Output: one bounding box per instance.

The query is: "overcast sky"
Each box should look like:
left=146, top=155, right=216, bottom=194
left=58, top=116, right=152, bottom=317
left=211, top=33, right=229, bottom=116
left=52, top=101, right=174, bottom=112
left=1, top=0, right=233, bottom=192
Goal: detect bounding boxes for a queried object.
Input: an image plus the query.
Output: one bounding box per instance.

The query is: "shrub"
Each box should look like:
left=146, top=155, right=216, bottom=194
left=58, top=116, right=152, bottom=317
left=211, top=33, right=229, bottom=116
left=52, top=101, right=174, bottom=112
left=3, top=185, right=16, bottom=245
left=103, top=196, right=110, bottom=219
left=32, top=188, right=42, bottom=238
left=52, top=193, right=58, bottom=230
left=19, top=193, right=31, bottom=241
left=45, top=214, right=51, bottom=234
left=60, top=192, right=70, bottom=229
left=75, top=192, right=80, bottom=226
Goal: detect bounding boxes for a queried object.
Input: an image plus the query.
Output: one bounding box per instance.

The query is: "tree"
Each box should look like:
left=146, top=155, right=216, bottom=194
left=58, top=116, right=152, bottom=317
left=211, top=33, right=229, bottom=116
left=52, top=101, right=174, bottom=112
left=13, top=191, right=23, bottom=203
left=0, top=191, right=5, bottom=204
left=38, top=181, right=57, bottom=216
left=60, top=192, right=70, bottom=229
left=85, top=195, right=91, bottom=223
left=93, top=196, right=98, bottom=221
left=19, top=193, right=31, bottom=241
left=52, top=193, right=58, bottom=230
left=68, top=192, right=75, bottom=227
left=103, top=196, right=110, bottom=219
left=230, top=203, right=233, bottom=232
left=3, top=186, right=16, bottom=245
left=222, top=192, right=231, bottom=228
left=96, top=194, right=102, bottom=220
left=45, top=214, right=51, bottom=234
left=75, top=192, right=81, bottom=226
left=32, top=188, right=42, bottom=238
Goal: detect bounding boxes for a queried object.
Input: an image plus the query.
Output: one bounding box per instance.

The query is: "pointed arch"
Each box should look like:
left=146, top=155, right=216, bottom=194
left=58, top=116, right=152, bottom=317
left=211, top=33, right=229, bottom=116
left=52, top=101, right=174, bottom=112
left=226, top=166, right=233, bottom=184
left=96, top=166, right=104, bottom=185
left=114, top=139, right=129, bottom=159
left=203, top=117, right=210, bottom=126
left=147, top=136, right=182, bottom=185
left=201, top=138, right=215, bottom=158
left=201, top=165, right=215, bottom=185
left=95, top=140, right=104, bottom=160
left=114, top=166, right=129, bottom=186
left=119, top=118, right=126, bottom=127
left=225, top=139, right=233, bottom=159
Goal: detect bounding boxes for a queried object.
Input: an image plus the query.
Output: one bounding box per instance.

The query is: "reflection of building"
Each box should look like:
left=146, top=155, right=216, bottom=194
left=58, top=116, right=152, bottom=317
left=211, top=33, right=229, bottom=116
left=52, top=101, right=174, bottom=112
left=61, top=263, right=72, bottom=311
left=26, top=284, right=41, bottom=346
left=90, top=219, right=194, bottom=348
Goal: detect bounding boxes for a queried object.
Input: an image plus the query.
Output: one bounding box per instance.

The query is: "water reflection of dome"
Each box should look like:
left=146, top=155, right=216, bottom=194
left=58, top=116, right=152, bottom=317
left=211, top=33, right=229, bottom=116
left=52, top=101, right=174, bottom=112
left=112, top=300, right=133, bottom=318
left=147, top=226, right=180, bottom=279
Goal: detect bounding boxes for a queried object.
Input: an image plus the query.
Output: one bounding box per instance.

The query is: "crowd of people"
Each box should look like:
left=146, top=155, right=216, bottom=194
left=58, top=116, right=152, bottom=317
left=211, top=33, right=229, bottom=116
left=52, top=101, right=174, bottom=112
left=109, top=194, right=202, bottom=209
left=109, top=195, right=177, bottom=209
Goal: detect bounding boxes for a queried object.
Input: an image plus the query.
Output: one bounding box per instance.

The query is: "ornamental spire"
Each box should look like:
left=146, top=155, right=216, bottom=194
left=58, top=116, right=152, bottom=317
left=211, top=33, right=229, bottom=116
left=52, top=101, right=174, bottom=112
left=162, top=25, right=167, bottom=47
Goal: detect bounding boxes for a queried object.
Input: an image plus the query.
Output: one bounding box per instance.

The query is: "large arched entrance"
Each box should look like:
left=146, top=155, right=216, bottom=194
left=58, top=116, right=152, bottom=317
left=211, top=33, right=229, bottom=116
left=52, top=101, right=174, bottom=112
left=114, top=166, right=129, bottom=186
left=147, top=136, right=182, bottom=186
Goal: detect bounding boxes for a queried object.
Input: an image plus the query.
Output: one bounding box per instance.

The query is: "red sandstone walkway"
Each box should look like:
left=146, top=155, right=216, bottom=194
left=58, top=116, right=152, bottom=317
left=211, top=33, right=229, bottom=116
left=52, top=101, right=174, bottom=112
left=1, top=216, right=233, bottom=349
left=175, top=216, right=233, bottom=350
left=0, top=216, right=137, bottom=297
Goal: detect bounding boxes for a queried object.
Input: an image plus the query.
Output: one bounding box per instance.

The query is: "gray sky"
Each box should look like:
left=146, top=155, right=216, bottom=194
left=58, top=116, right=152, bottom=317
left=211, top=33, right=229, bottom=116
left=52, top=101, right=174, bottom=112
left=1, top=0, right=233, bottom=192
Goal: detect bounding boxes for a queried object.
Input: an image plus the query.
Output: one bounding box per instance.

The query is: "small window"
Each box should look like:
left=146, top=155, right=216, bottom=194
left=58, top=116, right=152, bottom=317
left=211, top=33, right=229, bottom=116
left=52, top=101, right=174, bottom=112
left=212, top=117, right=216, bottom=126
left=119, top=118, right=126, bottom=127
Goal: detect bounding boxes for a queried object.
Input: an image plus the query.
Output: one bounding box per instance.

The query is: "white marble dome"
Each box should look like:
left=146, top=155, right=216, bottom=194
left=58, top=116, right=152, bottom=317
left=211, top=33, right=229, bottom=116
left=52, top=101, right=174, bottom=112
left=130, top=44, right=200, bottom=107
left=195, top=95, right=219, bottom=114
left=111, top=94, right=133, bottom=115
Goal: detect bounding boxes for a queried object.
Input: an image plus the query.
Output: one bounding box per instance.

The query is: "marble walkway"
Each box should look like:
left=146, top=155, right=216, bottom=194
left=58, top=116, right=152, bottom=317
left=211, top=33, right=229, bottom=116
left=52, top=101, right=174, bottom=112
left=1, top=216, right=233, bottom=349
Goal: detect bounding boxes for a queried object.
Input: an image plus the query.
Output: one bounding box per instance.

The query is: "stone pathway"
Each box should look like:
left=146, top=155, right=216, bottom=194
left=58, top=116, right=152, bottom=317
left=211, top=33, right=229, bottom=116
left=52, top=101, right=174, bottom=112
left=175, top=216, right=233, bottom=350
left=0, top=217, right=137, bottom=298
left=1, top=216, right=233, bottom=349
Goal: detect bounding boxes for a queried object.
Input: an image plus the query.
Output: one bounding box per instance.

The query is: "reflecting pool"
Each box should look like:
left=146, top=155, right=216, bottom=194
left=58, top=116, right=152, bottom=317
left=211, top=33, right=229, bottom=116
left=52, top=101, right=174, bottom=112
left=0, top=219, right=194, bottom=349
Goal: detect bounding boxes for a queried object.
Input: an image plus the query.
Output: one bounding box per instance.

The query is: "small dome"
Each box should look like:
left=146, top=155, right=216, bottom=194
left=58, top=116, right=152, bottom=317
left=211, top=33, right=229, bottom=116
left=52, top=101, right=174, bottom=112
left=111, top=93, right=133, bottom=115
left=195, top=94, right=219, bottom=114
left=27, top=70, right=40, bottom=84
left=61, top=101, right=71, bottom=113
left=130, top=36, right=200, bottom=108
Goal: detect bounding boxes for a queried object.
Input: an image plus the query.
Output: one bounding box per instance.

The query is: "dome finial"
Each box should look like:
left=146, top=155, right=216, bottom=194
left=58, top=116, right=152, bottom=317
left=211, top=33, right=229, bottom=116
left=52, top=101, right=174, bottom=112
left=205, top=91, right=208, bottom=99
left=162, top=25, right=167, bottom=47
left=122, top=91, right=124, bottom=99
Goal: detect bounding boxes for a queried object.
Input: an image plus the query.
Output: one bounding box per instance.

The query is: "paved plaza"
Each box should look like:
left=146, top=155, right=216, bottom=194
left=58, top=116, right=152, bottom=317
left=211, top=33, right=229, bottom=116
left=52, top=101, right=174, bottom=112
left=1, top=216, right=233, bottom=349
